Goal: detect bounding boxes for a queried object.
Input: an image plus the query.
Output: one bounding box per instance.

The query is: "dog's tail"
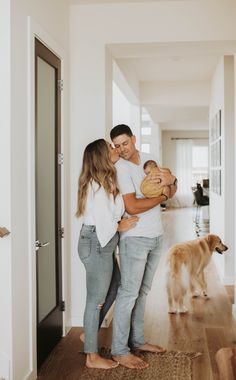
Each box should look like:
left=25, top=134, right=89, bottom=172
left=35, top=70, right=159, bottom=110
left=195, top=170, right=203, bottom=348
left=168, top=248, right=186, bottom=278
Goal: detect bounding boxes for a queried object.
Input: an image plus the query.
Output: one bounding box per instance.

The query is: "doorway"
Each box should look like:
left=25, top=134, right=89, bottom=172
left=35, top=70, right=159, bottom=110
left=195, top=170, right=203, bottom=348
left=35, top=38, right=63, bottom=368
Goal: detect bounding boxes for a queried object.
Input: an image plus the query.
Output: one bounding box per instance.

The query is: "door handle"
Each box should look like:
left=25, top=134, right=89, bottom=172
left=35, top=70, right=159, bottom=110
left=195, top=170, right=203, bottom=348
left=0, top=227, right=10, bottom=238
left=35, top=240, right=50, bottom=251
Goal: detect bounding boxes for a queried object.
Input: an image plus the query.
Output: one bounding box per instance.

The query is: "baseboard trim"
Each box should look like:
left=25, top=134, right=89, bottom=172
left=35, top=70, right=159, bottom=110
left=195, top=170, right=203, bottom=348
left=26, top=369, right=37, bottom=380
left=65, top=325, right=72, bottom=335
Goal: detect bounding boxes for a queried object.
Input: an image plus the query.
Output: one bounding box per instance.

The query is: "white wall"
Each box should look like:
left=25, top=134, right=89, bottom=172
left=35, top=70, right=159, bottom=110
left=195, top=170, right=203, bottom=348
left=0, top=1, right=12, bottom=379
left=113, top=82, right=132, bottom=127
left=112, top=83, right=141, bottom=149
left=209, top=57, right=235, bottom=284
left=9, top=1, right=69, bottom=379
left=224, top=56, right=235, bottom=284
left=112, top=61, right=141, bottom=146
left=69, top=0, right=236, bottom=326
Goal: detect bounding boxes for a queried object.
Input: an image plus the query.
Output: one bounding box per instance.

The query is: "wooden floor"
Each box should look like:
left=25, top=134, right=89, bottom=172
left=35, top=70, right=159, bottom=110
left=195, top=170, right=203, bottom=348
left=38, top=207, right=236, bottom=380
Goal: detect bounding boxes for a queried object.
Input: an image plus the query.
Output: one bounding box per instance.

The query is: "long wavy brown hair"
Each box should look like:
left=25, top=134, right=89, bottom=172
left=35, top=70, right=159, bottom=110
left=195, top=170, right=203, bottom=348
left=76, top=139, right=119, bottom=217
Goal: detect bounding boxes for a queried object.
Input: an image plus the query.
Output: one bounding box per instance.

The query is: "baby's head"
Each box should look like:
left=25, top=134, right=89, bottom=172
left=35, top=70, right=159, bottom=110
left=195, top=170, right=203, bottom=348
left=143, top=160, right=158, bottom=175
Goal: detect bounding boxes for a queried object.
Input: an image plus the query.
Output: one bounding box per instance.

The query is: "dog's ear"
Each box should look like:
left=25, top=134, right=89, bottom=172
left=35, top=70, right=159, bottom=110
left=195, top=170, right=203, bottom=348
left=207, top=234, right=218, bottom=251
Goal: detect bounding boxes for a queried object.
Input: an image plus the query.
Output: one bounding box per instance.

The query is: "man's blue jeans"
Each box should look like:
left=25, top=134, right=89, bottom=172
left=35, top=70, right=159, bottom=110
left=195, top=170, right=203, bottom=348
left=78, top=225, right=119, bottom=353
left=111, top=235, right=163, bottom=356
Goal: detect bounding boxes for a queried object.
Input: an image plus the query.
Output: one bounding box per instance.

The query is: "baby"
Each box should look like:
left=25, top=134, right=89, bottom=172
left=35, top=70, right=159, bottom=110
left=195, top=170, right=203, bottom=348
left=141, top=160, right=176, bottom=198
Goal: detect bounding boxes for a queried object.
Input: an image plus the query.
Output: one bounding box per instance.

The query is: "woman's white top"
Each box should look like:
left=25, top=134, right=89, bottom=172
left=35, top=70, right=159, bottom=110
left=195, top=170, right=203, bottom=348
left=83, top=181, right=124, bottom=247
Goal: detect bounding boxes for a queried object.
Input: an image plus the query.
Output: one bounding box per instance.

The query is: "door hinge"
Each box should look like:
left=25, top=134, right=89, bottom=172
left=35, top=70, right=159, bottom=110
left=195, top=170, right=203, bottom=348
left=59, top=227, right=64, bottom=238
left=58, top=153, right=64, bottom=165
left=60, top=300, right=65, bottom=312
left=57, top=79, right=64, bottom=91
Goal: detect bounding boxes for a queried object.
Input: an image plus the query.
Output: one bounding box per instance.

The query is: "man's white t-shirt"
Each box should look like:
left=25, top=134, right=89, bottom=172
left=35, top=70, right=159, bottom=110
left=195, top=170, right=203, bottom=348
left=115, top=152, right=163, bottom=239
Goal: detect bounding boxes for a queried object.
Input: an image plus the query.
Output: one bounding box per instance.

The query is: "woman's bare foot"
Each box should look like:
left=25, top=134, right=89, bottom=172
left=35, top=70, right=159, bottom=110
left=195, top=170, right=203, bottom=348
left=80, top=332, right=85, bottom=343
left=112, top=353, right=148, bottom=369
left=136, top=343, right=166, bottom=353
left=86, top=353, right=119, bottom=369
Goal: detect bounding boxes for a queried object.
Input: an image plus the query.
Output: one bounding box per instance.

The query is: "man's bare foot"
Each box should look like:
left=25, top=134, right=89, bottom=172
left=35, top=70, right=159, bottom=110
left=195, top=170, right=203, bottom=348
left=86, top=353, right=119, bottom=369
left=112, top=353, right=148, bottom=369
left=136, top=343, right=166, bottom=353
left=80, top=332, right=85, bottom=343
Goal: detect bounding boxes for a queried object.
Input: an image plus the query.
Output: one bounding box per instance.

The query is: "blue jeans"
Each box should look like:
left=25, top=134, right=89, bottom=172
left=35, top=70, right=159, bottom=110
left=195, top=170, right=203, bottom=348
left=111, top=235, right=163, bottom=356
left=78, top=225, right=119, bottom=353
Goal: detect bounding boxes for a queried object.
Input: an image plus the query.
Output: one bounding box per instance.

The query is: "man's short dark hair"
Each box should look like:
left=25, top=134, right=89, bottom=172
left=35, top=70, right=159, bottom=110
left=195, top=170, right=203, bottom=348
left=110, top=124, right=133, bottom=140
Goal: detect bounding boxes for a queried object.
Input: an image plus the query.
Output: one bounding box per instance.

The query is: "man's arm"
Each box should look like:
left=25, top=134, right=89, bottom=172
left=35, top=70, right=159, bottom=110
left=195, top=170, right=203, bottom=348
left=123, top=189, right=170, bottom=215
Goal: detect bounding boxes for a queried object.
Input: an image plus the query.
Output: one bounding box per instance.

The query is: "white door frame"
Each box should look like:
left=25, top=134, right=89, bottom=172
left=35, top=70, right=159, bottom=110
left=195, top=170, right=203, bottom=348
left=27, top=17, right=66, bottom=379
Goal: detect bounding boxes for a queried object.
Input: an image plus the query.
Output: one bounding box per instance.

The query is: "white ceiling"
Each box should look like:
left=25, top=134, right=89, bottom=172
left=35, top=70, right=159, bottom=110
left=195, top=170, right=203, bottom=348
left=116, top=55, right=219, bottom=82
left=68, top=1, right=236, bottom=130
left=109, top=41, right=236, bottom=128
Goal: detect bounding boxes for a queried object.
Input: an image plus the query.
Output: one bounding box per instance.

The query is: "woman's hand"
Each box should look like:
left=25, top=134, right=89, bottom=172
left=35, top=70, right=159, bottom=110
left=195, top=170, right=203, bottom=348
left=117, top=216, right=139, bottom=232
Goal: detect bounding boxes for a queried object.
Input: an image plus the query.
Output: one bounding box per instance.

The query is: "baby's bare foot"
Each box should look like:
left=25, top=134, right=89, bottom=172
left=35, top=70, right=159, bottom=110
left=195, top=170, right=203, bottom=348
left=112, top=353, right=148, bottom=369
left=86, top=353, right=119, bottom=369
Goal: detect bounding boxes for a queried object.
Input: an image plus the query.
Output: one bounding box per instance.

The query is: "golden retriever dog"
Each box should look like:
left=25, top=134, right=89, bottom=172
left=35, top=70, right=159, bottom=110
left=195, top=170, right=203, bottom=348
left=166, top=234, right=228, bottom=314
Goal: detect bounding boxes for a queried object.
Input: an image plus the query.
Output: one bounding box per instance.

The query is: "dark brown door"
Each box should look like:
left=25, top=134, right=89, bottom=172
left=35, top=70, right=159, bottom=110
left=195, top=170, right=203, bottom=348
left=35, top=38, right=63, bottom=368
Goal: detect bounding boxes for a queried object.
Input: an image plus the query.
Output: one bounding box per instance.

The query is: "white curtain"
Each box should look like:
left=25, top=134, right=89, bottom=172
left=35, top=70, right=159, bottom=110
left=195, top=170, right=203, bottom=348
left=172, top=139, right=193, bottom=207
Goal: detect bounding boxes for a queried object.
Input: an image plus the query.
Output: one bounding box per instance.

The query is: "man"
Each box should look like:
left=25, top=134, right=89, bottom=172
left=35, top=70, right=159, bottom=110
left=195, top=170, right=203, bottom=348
left=110, top=124, right=177, bottom=369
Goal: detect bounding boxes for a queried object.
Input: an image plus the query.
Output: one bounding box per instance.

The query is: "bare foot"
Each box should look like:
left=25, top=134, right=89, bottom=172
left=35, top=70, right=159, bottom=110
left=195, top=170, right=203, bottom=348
left=86, top=353, right=119, bottom=369
left=136, top=343, right=166, bottom=353
left=192, top=290, right=200, bottom=298
left=168, top=307, right=177, bottom=314
left=179, top=306, right=188, bottom=314
left=112, top=353, right=148, bottom=369
left=80, top=332, right=85, bottom=343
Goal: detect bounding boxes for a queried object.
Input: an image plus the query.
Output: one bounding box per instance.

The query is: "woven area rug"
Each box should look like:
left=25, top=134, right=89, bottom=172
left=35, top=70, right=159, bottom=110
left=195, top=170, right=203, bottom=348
left=79, top=348, right=202, bottom=380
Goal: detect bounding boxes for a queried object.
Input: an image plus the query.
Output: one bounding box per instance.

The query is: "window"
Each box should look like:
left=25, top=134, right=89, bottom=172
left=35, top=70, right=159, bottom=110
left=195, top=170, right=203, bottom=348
left=141, top=143, right=150, bottom=153
left=141, top=127, right=151, bottom=135
left=192, top=145, right=209, bottom=184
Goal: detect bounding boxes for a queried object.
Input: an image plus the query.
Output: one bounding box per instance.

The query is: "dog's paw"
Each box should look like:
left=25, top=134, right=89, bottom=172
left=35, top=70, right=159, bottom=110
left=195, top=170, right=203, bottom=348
left=192, top=290, right=200, bottom=298
left=178, top=306, right=188, bottom=314
left=168, top=307, right=177, bottom=314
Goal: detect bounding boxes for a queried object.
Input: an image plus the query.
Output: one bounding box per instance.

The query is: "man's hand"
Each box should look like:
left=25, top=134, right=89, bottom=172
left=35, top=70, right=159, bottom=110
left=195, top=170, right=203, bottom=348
left=162, top=184, right=177, bottom=200
left=162, top=186, right=171, bottom=199
left=169, top=184, right=177, bottom=198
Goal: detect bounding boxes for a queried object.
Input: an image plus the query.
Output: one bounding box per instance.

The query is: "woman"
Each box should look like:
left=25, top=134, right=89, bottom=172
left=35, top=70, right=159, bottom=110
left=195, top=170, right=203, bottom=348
left=76, top=139, right=138, bottom=369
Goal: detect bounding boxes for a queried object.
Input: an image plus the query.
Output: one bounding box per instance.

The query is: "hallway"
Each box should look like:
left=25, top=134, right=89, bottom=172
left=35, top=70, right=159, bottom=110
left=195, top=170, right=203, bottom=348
left=38, top=207, right=236, bottom=380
